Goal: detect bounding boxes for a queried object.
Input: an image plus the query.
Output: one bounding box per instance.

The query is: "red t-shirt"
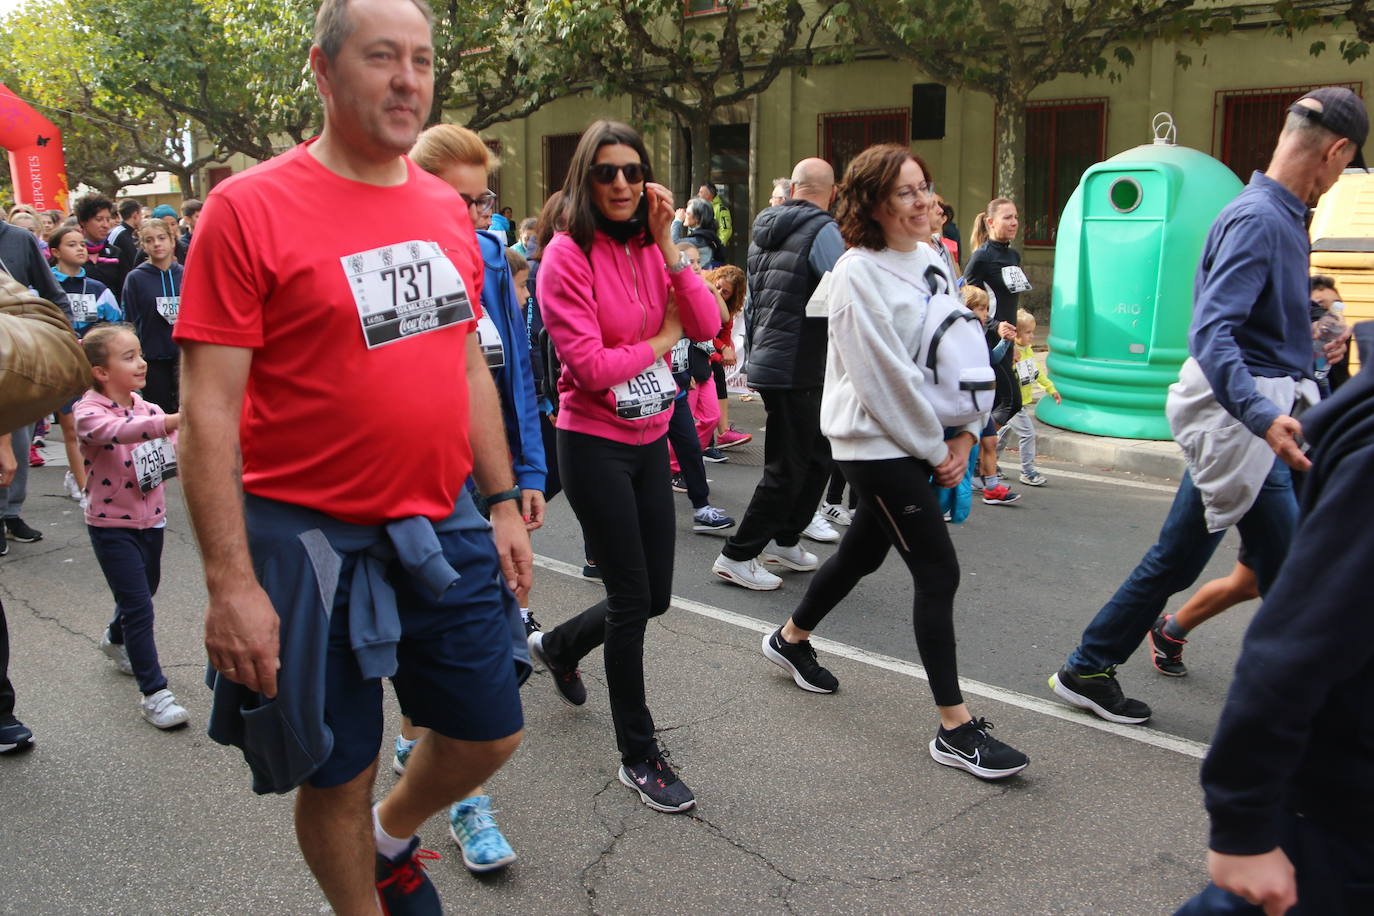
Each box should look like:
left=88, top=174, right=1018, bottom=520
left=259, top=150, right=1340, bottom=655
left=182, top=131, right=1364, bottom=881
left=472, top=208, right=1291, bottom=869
left=174, top=142, right=485, bottom=524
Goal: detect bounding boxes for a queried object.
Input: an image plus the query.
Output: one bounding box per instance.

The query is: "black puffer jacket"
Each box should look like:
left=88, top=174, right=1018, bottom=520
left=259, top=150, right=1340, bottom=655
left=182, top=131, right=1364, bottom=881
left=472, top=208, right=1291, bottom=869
left=745, top=200, right=834, bottom=389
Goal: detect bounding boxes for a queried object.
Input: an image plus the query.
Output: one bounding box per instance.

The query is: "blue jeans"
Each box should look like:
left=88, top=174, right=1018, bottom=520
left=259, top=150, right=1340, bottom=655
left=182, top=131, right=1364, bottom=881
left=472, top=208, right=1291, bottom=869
left=1175, top=809, right=1374, bottom=914
left=89, top=526, right=167, bottom=696
left=1067, top=460, right=1297, bottom=674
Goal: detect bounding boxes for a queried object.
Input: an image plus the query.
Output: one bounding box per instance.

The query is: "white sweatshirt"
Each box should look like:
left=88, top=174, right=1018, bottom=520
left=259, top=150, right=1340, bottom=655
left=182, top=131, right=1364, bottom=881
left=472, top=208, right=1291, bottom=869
left=821, top=245, right=984, bottom=465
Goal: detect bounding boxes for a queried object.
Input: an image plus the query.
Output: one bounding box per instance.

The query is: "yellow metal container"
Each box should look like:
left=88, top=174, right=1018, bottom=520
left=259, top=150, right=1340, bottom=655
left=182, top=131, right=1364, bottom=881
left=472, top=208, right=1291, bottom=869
left=1311, top=171, right=1374, bottom=373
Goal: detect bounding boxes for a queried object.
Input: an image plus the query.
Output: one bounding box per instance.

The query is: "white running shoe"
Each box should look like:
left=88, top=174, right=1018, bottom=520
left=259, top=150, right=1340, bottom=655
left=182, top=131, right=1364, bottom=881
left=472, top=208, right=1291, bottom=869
left=140, top=689, right=189, bottom=729
left=761, top=540, right=819, bottom=571
left=819, top=502, right=853, bottom=526
left=801, top=514, right=839, bottom=543
left=712, top=554, right=782, bottom=590
left=63, top=471, right=83, bottom=501
left=99, top=632, right=133, bottom=676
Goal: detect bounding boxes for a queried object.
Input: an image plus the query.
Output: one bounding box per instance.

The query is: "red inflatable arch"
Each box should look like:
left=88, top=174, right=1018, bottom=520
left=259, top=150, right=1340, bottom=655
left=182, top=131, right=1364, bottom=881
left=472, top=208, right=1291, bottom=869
left=0, top=82, right=69, bottom=213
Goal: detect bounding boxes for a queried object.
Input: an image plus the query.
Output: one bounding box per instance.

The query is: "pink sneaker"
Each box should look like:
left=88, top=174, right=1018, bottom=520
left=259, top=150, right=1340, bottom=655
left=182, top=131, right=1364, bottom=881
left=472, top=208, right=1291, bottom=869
left=716, top=428, right=752, bottom=450
left=28, top=443, right=45, bottom=467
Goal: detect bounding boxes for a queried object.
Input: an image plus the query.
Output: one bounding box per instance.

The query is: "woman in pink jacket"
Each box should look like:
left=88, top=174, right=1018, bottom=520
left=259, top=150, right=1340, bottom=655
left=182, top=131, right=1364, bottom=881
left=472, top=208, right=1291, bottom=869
left=526, top=121, right=721, bottom=813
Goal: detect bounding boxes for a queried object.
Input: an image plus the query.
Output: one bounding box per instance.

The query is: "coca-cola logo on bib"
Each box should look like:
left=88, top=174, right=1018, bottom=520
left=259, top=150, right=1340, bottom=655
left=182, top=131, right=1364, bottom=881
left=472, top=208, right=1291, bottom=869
left=398, top=311, right=440, bottom=335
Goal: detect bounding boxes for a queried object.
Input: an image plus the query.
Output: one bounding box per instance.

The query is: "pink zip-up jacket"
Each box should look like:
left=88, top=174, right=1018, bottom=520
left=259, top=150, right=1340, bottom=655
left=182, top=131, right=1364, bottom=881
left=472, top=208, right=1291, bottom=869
left=75, top=389, right=176, bottom=529
left=540, top=230, right=722, bottom=445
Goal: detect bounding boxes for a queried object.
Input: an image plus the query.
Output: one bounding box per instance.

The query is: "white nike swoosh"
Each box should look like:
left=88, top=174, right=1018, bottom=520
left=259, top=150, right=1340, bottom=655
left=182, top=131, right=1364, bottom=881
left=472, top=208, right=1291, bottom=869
left=943, top=739, right=980, bottom=764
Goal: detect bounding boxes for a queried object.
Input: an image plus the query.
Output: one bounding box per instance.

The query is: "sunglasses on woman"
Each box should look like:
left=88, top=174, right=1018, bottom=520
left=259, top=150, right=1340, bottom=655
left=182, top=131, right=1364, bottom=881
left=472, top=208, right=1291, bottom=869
left=589, top=162, right=646, bottom=185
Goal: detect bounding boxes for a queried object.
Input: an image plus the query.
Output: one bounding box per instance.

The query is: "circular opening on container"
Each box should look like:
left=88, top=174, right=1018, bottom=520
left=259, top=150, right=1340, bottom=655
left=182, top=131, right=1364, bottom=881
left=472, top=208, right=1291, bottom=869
left=1110, top=177, right=1142, bottom=214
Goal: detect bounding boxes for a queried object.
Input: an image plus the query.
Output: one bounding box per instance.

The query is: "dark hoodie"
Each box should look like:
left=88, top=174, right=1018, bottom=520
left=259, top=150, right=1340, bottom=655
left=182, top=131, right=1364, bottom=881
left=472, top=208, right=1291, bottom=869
left=1200, top=365, right=1374, bottom=855
left=744, top=199, right=838, bottom=390
left=121, top=260, right=183, bottom=360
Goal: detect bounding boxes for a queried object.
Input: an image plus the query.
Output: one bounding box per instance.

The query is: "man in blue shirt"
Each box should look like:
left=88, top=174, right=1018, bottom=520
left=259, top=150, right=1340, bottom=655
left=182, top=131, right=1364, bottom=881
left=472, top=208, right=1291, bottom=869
left=1049, top=87, right=1365, bottom=726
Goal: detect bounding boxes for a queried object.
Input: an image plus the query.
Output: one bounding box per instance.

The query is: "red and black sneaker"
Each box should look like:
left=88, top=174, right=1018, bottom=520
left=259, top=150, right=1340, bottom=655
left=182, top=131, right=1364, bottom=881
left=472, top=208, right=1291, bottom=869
left=1149, top=615, right=1188, bottom=677
left=527, top=631, right=586, bottom=706
left=618, top=746, right=695, bottom=813
left=375, top=836, right=441, bottom=915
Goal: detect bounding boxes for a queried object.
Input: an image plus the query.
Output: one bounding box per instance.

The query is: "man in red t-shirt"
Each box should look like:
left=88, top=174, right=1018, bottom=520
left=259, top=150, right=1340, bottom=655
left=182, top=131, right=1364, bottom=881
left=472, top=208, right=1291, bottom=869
left=174, top=1, right=530, bottom=911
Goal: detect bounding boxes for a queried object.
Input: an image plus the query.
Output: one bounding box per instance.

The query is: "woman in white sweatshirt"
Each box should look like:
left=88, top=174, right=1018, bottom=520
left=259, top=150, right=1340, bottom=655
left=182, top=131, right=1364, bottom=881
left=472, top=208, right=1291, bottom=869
left=759, top=144, right=1029, bottom=780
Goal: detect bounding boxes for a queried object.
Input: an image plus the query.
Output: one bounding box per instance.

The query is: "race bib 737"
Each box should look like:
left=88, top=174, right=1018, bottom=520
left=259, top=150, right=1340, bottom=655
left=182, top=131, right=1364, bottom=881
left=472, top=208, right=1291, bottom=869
left=341, top=241, right=475, bottom=349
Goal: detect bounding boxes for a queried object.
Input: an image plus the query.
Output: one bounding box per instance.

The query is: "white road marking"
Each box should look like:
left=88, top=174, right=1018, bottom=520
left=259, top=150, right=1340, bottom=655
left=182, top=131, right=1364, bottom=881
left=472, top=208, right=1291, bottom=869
left=1038, top=467, right=1179, bottom=493
left=535, top=554, right=1210, bottom=760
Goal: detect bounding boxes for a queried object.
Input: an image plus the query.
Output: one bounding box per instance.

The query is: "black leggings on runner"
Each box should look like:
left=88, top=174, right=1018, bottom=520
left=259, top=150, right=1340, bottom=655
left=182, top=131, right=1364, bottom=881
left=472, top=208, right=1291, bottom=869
left=540, top=428, right=675, bottom=763
left=824, top=462, right=857, bottom=509
left=790, top=457, right=964, bottom=707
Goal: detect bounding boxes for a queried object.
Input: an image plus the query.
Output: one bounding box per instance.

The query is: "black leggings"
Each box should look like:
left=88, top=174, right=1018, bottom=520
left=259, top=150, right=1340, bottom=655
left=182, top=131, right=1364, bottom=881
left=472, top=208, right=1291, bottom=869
left=824, top=462, right=856, bottom=509
left=791, top=457, right=964, bottom=707
left=990, top=347, right=1022, bottom=429
left=541, top=428, right=675, bottom=763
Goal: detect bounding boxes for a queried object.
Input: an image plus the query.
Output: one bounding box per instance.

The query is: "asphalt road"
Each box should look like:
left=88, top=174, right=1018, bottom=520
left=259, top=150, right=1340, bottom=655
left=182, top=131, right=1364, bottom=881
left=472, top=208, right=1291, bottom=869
left=0, top=409, right=1242, bottom=914
left=534, top=395, right=1248, bottom=747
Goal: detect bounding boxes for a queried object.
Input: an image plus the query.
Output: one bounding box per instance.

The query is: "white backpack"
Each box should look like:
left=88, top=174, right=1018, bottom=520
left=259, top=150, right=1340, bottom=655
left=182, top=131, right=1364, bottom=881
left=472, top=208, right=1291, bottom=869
left=847, top=248, right=995, bottom=427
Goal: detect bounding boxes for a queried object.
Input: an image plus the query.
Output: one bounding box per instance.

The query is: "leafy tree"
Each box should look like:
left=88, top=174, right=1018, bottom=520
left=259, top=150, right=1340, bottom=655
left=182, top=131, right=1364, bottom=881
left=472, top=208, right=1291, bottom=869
left=0, top=0, right=193, bottom=196
left=839, top=0, right=1224, bottom=221
left=431, top=0, right=579, bottom=130
left=1272, top=0, right=1372, bottom=61
left=77, top=0, right=319, bottom=164
left=534, top=0, right=842, bottom=190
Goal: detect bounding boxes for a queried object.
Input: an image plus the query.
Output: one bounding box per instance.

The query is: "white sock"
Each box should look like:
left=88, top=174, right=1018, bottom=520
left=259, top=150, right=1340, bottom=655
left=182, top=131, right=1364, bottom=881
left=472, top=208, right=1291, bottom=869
left=372, top=803, right=413, bottom=860
left=520, top=608, right=531, bottom=622
left=395, top=735, right=417, bottom=751
left=985, top=474, right=1001, bottom=490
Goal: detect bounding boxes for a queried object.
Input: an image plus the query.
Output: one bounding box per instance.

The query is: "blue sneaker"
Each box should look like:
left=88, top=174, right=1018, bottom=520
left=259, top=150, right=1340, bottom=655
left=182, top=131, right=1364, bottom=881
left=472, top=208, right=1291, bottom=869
left=375, top=836, right=441, bottom=914
left=448, top=795, right=517, bottom=873
left=392, top=735, right=416, bottom=776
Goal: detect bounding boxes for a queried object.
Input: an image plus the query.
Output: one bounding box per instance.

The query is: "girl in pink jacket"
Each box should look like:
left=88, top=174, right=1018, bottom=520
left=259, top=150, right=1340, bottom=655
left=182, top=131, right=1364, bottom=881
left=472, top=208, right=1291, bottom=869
left=75, top=324, right=188, bottom=730
left=526, top=121, right=721, bottom=813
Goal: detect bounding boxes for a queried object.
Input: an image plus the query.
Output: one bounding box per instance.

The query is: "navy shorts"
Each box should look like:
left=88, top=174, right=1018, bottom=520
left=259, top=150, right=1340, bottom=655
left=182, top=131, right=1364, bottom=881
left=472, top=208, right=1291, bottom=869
left=310, top=525, right=524, bottom=789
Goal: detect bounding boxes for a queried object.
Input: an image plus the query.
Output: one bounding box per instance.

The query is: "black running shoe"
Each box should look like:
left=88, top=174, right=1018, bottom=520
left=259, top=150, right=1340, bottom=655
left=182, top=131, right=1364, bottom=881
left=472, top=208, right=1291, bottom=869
left=523, top=612, right=542, bottom=638
left=670, top=474, right=688, bottom=493
left=0, top=718, right=34, bottom=753
left=375, top=836, right=442, bottom=915
left=4, top=517, right=42, bottom=542
left=929, top=717, right=1028, bottom=780
left=761, top=628, right=838, bottom=693
left=1148, top=616, right=1188, bottom=677
left=618, top=747, right=695, bottom=813
left=1049, top=665, right=1151, bottom=724
left=581, top=562, right=602, bottom=580
left=527, top=631, right=586, bottom=706
left=701, top=447, right=728, bottom=463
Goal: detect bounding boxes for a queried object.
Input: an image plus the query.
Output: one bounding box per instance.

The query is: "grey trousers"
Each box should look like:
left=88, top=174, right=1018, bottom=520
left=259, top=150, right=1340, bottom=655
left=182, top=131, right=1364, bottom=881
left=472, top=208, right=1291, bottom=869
left=1, top=424, right=33, bottom=519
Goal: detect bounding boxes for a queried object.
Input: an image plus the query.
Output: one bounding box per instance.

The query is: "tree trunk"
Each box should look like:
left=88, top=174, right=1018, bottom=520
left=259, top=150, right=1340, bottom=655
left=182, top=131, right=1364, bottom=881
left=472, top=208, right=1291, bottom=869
left=993, top=91, right=1028, bottom=232
left=173, top=168, right=198, bottom=200
left=688, top=113, right=712, bottom=193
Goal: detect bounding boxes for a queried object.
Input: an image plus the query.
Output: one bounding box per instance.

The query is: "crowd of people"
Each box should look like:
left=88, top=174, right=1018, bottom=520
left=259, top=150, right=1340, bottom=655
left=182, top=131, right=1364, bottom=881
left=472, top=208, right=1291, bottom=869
left=1, top=0, right=1371, bottom=912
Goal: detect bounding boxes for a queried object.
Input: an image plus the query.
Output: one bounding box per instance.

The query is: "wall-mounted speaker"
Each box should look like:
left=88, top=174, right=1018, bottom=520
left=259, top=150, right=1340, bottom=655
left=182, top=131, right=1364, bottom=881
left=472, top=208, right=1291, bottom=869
left=912, top=83, right=947, bottom=140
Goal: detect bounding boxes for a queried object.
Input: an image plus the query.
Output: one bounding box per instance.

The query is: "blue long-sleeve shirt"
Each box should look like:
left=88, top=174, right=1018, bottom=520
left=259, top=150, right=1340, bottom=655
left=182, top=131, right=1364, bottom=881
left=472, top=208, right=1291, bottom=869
left=1189, top=171, right=1313, bottom=438
left=474, top=229, right=546, bottom=492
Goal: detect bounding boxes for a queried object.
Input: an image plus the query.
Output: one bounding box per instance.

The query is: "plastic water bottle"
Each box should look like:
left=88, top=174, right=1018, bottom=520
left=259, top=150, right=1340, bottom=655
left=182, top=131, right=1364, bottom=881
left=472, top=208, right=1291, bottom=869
left=1313, top=301, right=1347, bottom=379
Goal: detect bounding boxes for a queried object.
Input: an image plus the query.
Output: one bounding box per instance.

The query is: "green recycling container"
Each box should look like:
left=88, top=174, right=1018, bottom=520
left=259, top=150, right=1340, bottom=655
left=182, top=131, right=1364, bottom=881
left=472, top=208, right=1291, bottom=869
left=1037, top=117, right=1244, bottom=440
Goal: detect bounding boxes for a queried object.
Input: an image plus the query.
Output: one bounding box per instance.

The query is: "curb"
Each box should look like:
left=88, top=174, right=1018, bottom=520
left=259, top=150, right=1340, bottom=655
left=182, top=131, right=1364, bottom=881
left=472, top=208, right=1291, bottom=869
left=1031, top=409, right=1185, bottom=480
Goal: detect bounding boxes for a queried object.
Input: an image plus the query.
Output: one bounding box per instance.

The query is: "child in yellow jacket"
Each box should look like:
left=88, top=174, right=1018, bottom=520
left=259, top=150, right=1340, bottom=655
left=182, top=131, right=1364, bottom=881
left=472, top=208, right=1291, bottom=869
left=997, top=309, right=1060, bottom=486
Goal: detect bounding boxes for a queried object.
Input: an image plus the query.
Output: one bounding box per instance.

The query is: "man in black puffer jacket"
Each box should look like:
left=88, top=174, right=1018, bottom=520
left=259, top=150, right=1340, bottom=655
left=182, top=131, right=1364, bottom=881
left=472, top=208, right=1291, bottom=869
left=712, top=158, right=844, bottom=591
